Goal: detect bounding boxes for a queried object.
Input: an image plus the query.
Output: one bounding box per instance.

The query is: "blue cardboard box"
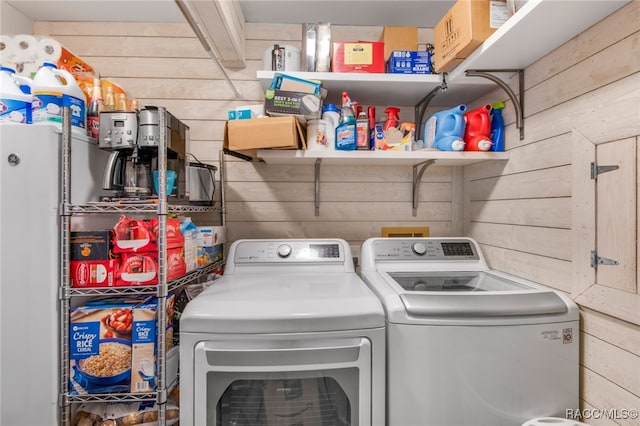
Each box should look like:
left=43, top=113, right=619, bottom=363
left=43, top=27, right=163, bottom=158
left=386, top=50, right=432, bottom=74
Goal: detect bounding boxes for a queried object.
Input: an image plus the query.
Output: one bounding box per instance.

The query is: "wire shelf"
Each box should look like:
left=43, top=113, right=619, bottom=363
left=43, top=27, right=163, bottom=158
left=69, top=202, right=220, bottom=214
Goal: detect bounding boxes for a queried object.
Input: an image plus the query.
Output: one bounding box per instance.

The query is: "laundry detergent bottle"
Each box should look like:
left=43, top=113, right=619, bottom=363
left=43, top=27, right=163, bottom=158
left=464, top=104, right=492, bottom=151
left=33, top=62, right=86, bottom=135
left=0, top=66, right=33, bottom=124
left=489, top=101, right=506, bottom=152
left=432, top=104, right=467, bottom=151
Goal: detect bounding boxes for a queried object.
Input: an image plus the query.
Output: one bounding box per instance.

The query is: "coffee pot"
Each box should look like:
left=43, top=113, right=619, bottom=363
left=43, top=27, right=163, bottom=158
left=102, top=150, right=154, bottom=196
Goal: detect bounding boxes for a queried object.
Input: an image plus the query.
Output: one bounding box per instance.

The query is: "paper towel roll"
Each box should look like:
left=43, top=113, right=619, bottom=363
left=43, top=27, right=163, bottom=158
left=0, top=36, right=16, bottom=65
left=38, top=38, right=62, bottom=64
left=12, top=35, right=39, bottom=62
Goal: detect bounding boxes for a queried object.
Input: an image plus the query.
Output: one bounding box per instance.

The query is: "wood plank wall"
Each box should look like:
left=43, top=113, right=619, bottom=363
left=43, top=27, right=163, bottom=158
left=33, top=21, right=447, bottom=256
left=464, top=3, right=640, bottom=423
left=33, top=4, right=640, bottom=420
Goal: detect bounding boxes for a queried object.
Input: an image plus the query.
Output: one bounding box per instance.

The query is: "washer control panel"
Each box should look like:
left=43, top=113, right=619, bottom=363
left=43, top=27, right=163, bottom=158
left=372, top=238, right=479, bottom=261
left=234, top=240, right=345, bottom=263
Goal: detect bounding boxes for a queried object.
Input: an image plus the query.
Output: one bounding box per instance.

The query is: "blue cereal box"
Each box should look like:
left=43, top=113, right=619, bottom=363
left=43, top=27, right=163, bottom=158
left=386, top=50, right=432, bottom=74
left=69, top=298, right=140, bottom=394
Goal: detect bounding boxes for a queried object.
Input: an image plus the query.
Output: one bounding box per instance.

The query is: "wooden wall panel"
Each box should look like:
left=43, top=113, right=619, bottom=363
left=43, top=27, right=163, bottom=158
left=465, top=3, right=640, bottom=416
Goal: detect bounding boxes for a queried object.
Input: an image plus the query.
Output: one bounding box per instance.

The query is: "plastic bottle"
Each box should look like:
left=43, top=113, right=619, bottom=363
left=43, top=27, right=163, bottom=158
left=433, top=104, right=467, bottom=151
left=383, top=106, right=400, bottom=131
left=321, top=103, right=340, bottom=151
left=32, top=62, right=86, bottom=135
left=87, top=77, right=104, bottom=139
left=104, top=85, right=116, bottom=111
left=0, top=66, right=33, bottom=124
left=489, top=101, right=506, bottom=152
left=356, top=111, right=370, bottom=150
left=117, top=93, right=128, bottom=112
left=367, top=106, right=376, bottom=149
left=335, top=92, right=356, bottom=150
left=464, top=104, right=492, bottom=151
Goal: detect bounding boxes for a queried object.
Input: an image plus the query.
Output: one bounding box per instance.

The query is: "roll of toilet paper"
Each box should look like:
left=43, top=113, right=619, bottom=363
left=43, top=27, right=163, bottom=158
left=12, top=35, right=39, bottom=62
left=38, top=38, right=62, bottom=64
left=0, top=35, right=16, bottom=65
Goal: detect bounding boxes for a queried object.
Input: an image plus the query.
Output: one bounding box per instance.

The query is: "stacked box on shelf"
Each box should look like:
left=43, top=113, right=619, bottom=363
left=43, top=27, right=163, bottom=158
left=113, top=216, right=186, bottom=285
left=70, top=230, right=119, bottom=288
left=197, top=225, right=225, bottom=267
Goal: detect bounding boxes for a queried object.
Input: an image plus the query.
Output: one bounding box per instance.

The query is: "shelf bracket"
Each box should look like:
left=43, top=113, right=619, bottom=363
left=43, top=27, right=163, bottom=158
left=314, top=158, right=322, bottom=216
left=412, top=159, right=435, bottom=217
left=465, top=69, right=525, bottom=140
left=414, top=73, right=447, bottom=141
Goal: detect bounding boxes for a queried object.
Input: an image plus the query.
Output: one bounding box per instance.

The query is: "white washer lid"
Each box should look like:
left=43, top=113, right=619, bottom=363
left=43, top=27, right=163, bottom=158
left=180, top=272, right=386, bottom=334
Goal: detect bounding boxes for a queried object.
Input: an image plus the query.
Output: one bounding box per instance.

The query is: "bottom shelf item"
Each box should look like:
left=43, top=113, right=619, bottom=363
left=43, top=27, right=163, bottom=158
left=73, top=396, right=179, bottom=426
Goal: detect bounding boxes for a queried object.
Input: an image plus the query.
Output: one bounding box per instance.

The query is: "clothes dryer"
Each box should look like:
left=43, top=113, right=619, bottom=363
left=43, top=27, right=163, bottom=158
left=359, top=237, right=579, bottom=426
left=180, top=239, right=386, bottom=426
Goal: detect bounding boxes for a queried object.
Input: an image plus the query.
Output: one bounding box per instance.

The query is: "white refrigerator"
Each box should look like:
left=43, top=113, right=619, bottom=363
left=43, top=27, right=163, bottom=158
left=0, top=123, right=109, bottom=425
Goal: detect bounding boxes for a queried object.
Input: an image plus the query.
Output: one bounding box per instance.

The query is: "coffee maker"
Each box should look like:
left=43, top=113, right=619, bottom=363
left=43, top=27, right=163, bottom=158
left=99, top=106, right=187, bottom=200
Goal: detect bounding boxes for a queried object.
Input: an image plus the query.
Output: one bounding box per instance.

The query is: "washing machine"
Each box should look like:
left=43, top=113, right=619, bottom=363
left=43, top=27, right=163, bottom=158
left=359, top=237, right=579, bottom=426
left=180, top=239, right=386, bottom=426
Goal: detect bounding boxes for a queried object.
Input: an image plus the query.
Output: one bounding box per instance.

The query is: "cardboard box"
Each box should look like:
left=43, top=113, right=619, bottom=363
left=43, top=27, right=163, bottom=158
left=198, top=225, right=226, bottom=246
left=197, top=244, right=223, bottom=268
left=117, top=247, right=186, bottom=286
left=112, top=217, right=184, bottom=254
left=71, top=230, right=112, bottom=260
left=332, top=41, right=385, bottom=73
left=386, top=50, right=432, bottom=74
left=69, top=299, right=139, bottom=394
left=264, top=89, right=323, bottom=119
left=70, top=259, right=120, bottom=288
left=130, top=294, right=175, bottom=393
left=380, top=26, right=418, bottom=61
left=224, top=116, right=306, bottom=159
left=434, top=0, right=497, bottom=73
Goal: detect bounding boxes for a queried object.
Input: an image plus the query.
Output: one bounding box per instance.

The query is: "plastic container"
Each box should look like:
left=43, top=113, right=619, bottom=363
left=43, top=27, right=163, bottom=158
left=383, top=106, right=400, bottom=130
left=356, top=111, right=370, bottom=150
left=464, top=104, right=493, bottom=151
left=32, top=62, right=86, bottom=135
left=321, top=103, right=340, bottom=150
left=335, top=92, right=357, bottom=150
left=306, top=118, right=328, bottom=150
left=490, top=101, right=506, bottom=152
left=432, top=104, right=467, bottom=151
left=0, top=66, right=33, bottom=124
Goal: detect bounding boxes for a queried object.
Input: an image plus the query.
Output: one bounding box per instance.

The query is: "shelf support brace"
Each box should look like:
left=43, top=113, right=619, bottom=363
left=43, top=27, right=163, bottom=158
left=314, top=158, right=322, bottom=216
left=412, top=159, right=435, bottom=217
left=465, top=69, right=525, bottom=140
left=414, top=73, right=447, bottom=141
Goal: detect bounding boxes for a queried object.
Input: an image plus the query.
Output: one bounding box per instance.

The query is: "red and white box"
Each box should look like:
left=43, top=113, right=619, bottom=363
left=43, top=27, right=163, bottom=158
left=112, top=216, right=184, bottom=254
left=70, top=259, right=120, bottom=288
left=117, top=247, right=186, bottom=286
left=332, top=41, right=385, bottom=73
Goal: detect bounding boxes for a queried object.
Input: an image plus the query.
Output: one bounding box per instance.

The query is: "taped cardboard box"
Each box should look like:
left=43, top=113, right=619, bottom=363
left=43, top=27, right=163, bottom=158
left=223, top=116, right=306, bottom=161
left=380, top=26, right=418, bottom=61
left=434, top=0, right=498, bottom=73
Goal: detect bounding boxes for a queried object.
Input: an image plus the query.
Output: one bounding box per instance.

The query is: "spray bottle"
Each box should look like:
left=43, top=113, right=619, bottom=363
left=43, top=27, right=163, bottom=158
left=433, top=104, right=467, bottom=151
left=335, top=91, right=357, bottom=150
left=489, top=101, right=506, bottom=152
left=383, top=106, right=400, bottom=131
left=464, top=104, right=493, bottom=151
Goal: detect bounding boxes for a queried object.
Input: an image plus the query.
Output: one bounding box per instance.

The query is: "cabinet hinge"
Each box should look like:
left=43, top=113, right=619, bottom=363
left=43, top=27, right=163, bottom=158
left=590, top=250, right=619, bottom=268
left=590, top=162, right=619, bottom=179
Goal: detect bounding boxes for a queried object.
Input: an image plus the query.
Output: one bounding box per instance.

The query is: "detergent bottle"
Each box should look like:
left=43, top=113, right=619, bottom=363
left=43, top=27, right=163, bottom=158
left=0, top=66, right=33, bottom=124
left=335, top=91, right=357, bottom=150
left=432, top=104, right=467, bottom=151
left=383, top=106, right=400, bottom=130
left=33, top=62, right=87, bottom=135
left=489, top=101, right=506, bottom=152
left=464, top=104, right=492, bottom=151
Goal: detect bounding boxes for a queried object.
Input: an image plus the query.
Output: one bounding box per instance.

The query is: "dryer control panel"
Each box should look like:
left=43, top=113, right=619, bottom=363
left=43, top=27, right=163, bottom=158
left=232, top=240, right=346, bottom=263
left=371, top=238, right=480, bottom=261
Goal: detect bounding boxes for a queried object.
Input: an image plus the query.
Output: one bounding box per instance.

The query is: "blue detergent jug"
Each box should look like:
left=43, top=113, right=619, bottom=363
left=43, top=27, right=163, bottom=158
left=489, top=101, right=506, bottom=152
left=432, top=104, right=467, bottom=151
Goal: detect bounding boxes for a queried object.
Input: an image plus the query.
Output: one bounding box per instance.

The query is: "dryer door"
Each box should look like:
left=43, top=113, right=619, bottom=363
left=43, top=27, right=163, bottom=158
left=193, top=336, right=371, bottom=426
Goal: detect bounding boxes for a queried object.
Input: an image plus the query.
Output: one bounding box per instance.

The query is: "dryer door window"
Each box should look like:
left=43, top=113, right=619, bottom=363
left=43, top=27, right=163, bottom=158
left=193, top=337, right=371, bottom=426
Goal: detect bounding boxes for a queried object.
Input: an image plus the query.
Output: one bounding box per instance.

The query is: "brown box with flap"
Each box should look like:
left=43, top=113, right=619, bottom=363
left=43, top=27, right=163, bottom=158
left=433, top=0, right=498, bottom=73
left=380, top=26, right=419, bottom=61
left=223, top=116, right=306, bottom=160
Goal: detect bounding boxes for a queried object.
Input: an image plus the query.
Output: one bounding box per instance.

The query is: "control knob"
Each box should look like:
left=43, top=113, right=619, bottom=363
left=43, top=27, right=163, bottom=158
left=412, top=242, right=427, bottom=256
left=277, top=244, right=292, bottom=258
